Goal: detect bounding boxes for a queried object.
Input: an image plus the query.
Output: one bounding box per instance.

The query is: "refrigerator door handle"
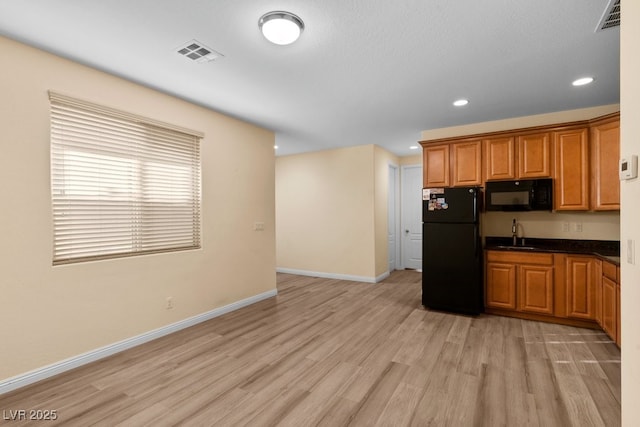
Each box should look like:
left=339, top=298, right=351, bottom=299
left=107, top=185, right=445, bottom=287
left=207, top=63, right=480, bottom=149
left=474, top=226, right=479, bottom=257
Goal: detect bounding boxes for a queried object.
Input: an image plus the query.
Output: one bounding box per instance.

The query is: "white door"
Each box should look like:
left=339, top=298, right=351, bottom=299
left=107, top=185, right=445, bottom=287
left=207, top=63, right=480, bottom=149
left=401, top=165, right=423, bottom=270
left=388, top=165, right=400, bottom=272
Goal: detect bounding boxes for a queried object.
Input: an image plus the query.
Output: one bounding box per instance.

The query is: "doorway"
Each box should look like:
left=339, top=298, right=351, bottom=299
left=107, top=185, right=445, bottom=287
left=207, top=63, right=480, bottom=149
left=388, top=164, right=400, bottom=272
left=401, top=164, right=423, bottom=270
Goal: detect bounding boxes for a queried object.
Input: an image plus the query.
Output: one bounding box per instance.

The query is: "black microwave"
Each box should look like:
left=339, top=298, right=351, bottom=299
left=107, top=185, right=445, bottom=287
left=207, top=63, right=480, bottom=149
left=485, top=178, right=553, bottom=211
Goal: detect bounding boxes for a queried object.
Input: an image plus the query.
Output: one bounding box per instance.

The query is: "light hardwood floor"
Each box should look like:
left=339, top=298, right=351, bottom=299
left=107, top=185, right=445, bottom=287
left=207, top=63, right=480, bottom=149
left=0, top=271, right=620, bottom=426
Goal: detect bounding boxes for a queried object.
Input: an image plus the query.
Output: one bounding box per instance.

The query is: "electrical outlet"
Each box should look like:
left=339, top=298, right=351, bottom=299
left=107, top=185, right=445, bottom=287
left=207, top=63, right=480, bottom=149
left=166, top=297, right=174, bottom=310
left=628, top=239, right=635, bottom=265
left=254, top=222, right=265, bottom=231
left=574, top=222, right=583, bottom=232
left=562, top=222, right=570, bottom=232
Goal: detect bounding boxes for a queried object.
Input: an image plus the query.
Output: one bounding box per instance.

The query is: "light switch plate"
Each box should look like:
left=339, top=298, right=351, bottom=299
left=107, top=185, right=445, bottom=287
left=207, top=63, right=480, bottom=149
left=628, top=239, right=635, bottom=265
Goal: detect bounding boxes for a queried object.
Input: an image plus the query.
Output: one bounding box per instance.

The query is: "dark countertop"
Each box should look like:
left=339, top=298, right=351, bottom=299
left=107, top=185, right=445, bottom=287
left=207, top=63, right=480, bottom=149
left=484, top=236, right=620, bottom=265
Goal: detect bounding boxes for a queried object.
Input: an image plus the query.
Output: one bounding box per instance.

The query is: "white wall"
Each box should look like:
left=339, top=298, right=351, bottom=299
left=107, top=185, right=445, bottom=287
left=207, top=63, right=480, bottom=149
left=276, top=145, right=377, bottom=280
left=0, top=36, right=276, bottom=381
left=276, top=144, right=407, bottom=282
left=620, top=3, right=640, bottom=425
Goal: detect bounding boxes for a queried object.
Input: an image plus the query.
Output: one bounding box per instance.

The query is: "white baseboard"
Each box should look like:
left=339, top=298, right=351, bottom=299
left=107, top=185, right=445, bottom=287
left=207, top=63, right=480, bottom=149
left=0, top=289, right=277, bottom=396
left=276, top=268, right=389, bottom=284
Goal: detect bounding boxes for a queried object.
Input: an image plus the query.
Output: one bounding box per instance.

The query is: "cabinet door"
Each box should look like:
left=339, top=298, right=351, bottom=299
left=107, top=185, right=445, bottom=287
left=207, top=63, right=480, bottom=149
left=518, top=132, right=551, bottom=178
left=554, top=128, right=589, bottom=210
left=595, top=260, right=603, bottom=326
left=518, top=264, right=554, bottom=315
left=451, top=141, right=482, bottom=187
left=486, top=262, right=517, bottom=309
left=616, top=280, right=621, bottom=347
left=601, top=276, right=617, bottom=340
left=565, top=256, right=595, bottom=320
left=423, top=144, right=450, bottom=187
left=591, top=118, right=620, bottom=210
left=484, top=137, right=516, bottom=181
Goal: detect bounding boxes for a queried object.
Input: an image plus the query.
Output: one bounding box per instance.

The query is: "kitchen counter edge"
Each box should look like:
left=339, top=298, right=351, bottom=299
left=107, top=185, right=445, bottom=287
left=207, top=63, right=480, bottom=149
left=484, top=237, right=620, bottom=266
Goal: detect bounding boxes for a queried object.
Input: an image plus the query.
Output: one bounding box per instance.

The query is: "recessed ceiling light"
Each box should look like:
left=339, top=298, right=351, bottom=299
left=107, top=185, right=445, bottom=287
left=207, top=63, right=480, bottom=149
left=259, top=11, right=304, bottom=45
left=409, top=145, right=419, bottom=150
left=572, top=77, right=595, bottom=86
left=274, top=145, right=279, bottom=149
left=453, top=99, right=469, bottom=107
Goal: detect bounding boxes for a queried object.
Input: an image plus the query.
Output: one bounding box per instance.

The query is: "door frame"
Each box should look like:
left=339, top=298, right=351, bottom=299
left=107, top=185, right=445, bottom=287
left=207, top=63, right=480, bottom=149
left=388, top=163, right=401, bottom=272
left=400, top=164, right=423, bottom=270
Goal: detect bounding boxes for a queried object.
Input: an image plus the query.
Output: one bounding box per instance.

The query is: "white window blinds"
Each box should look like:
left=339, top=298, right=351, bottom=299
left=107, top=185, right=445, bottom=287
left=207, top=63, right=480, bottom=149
left=50, top=92, right=202, bottom=265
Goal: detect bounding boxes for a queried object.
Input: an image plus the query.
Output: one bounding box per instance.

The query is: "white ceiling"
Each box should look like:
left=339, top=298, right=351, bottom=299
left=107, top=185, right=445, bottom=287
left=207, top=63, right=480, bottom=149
left=0, top=0, right=620, bottom=157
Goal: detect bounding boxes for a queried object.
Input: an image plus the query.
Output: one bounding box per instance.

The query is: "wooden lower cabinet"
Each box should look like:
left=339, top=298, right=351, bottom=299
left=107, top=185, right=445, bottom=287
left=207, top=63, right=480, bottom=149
left=601, top=276, right=617, bottom=339
left=518, top=264, right=554, bottom=315
left=564, top=255, right=596, bottom=320
left=486, top=251, right=619, bottom=341
left=594, top=259, right=603, bottom=325
left=485, top=262, right=516, bottom=310
left=485, top=251, right=554, bottom=317
left=616, top=280, right=621, bottom=347
left=600, top=260, right=621, bottom=347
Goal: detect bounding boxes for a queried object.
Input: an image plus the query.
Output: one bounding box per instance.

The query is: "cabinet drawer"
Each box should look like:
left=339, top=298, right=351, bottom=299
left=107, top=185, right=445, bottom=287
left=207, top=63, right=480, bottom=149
left=486, top=250, right=553, bottom=265
left=602, top=261, right=617, bottom=281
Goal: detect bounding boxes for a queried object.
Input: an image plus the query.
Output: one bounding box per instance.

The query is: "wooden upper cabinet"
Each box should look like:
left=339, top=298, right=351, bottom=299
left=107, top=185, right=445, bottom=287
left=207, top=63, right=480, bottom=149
left=590, top=116, right=620, bottom=210
left=484, top=137, right=516, bottom=181
left=484, top=133, right=551, bottom=181
left=423, top=141, right=481, bottom=188
left=451, top=141, right=482, bottom=187
left=421, top=112, right=617, bottom=196
left=423, top=144, right=450, bottom=187
left=518, top=132, right=552, bottom=178
left=565, top=255, right=596, bottom=320
left=553, top=128, right=589, bottom=211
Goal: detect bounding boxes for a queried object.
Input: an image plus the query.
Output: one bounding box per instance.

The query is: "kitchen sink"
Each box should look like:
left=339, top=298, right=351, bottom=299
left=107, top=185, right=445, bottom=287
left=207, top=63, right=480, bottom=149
left=493, top=245, right=538, bottom=250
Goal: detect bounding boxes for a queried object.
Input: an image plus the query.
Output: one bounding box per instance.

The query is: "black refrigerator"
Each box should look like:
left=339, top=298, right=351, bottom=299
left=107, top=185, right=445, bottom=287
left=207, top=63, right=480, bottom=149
left=422, top=187, right=483, bottom=315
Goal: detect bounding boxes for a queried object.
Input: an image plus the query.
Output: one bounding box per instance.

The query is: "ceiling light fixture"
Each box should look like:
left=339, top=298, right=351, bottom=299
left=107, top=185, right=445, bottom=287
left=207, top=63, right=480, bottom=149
left=409, top=145, right=419, bottom=150
left=259, top=11, right=304, bottom=45
left=572, top=77, right=595, bottom=86
left=453, top=99, right=469, bottom=107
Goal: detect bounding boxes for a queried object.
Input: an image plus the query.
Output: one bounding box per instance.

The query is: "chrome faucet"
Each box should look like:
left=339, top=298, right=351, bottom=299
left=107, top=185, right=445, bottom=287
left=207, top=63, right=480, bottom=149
left=512, top=218, right=517, bottom=246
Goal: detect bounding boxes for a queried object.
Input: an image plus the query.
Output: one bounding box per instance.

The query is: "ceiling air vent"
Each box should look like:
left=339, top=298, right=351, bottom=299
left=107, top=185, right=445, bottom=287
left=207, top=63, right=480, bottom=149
left=176, top=40, right=224, bottom=63
left=596, top=0, right=620, bottom=32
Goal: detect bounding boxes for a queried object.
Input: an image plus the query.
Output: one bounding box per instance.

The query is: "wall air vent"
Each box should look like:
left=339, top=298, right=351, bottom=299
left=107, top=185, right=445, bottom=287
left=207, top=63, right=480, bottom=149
left=596, top=0, right=620, bottom=32
left=176, top=40, right=224, bottom=63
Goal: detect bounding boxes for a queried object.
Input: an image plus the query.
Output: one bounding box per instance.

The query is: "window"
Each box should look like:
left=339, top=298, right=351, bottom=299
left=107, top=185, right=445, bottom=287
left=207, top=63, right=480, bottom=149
left=50, top=92, right=202, bottom=265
